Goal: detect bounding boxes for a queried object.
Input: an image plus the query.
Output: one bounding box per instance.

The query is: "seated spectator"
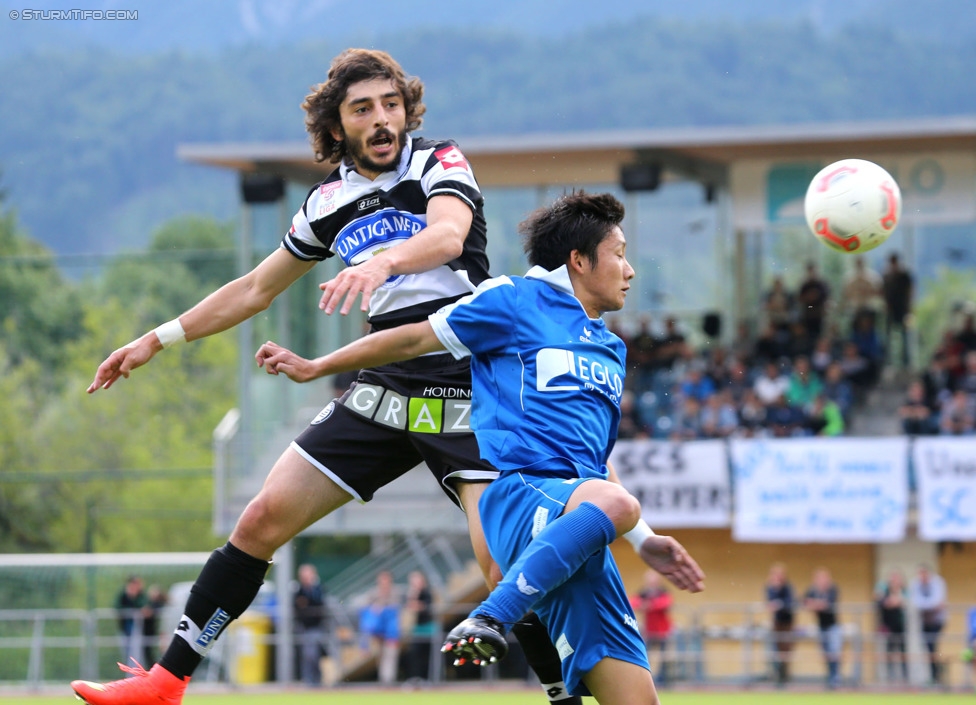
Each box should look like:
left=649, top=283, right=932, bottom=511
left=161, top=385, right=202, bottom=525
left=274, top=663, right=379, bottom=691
left=680, top=364, right=716, bottom=402
left=850, top=310, right=883, bottom=379
left=900, top=379, right=938, bottom=436
left=765, top=394, right=805, bottom=438
left=934, top=330, right=967, bottom=387
left=754, top=321, right=793, bottom=365
left=723, top=357, right=752, bottom=405
left=958, top=351, right=976, bottom=396
left=358, top=571, right=401, bottom=684
left=921, top=353, right=953, bottom=414
left=737, top=389, right=768, bottom=436
left=810, top=336, right=836, bottom=377
left=821, top=361, right=855, bottom=421
left=754, top=360, right=791, bottom=406
left=618, top=389, right=650, bottom=440
left=789, top=320, right=814, bottom=358
left=670, top=395, right=704, bottom=440
left=804, top=393, right=844, bottom=436
left=955, top=311, right=976, bottom=352
left=786, top=355, right=823, bottom=408
left=700, top=390, right=739, bottom=438
left=938, top=390, right=976, bottom=435
left=838, top=341, right=874, bottom=397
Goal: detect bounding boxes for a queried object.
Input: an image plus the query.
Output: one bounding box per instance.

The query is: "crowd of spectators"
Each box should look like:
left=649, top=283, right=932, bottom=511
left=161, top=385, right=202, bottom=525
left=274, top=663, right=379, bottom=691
left=609, top=256, right=916, bottom=441
left=899, top=309, right=976, bottom=436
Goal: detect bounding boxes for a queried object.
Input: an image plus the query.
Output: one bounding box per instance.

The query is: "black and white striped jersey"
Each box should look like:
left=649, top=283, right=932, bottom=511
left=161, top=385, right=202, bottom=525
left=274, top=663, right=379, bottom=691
left=282, top=136, right=490, bottom=330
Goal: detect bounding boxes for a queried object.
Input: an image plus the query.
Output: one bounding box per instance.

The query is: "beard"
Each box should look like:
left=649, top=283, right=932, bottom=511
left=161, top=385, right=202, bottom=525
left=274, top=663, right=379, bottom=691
left=345, top=127, right=407, bottom=175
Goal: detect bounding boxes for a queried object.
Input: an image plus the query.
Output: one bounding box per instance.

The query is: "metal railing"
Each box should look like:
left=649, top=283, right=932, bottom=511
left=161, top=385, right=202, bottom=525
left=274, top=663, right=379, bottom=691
left=2, top=602, right=972, bottom=691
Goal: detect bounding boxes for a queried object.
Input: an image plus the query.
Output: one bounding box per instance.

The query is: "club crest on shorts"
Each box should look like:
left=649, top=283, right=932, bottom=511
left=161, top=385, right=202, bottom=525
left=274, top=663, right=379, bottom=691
left=312, top=401, right=336, bottom=425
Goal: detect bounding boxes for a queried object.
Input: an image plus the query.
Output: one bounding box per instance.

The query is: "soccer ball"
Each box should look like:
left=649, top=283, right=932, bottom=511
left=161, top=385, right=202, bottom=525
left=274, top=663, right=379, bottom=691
left=804, top=159, right=902, bottom=254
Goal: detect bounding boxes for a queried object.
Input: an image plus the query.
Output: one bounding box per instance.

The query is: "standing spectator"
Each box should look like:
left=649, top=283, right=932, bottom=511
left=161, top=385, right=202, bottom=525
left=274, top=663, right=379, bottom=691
left=841, top=256, right=883, bottom=323
left=797, top=262, right=830, bottom=344
left=763, top=276, right=795, bottom=335
left=115, top=575, right=146, bottom=666
left=765, top=563, right=795, bottom=687
left=910, top=564, right=947, bottom=685
left=358, top=570, right=401, bottom=684
left=882, top=252, right=914, bottom=369
left=875, top=569, right=908, bottom=683
left=964, top=605, right=976, bottom=688
left=403, top=571, right=435, bottom=684
left=629, top=315, right=659, bottom=391
left=655, top=316, right=687, bottom=371
left=630, top=571, right=673, bottom=687
left=804, top=568, right=841, bottom=689
left=899, top=380, right=938, bottom=436
left=294, top=564, right=328, bottom=686
left=142, top=585, right=168, bottom=667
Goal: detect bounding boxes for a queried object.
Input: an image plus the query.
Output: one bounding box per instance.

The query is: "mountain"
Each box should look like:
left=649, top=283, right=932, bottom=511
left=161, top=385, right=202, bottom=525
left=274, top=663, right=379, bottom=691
left=1, top=0, right=974, bottom=57
left=1, top=2, right=975, bottom=255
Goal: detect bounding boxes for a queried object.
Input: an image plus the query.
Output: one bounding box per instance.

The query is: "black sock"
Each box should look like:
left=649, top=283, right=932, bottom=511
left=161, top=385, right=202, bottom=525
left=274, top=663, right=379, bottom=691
left=512, top=612, right=582, bottom=705
left=158, top=542, right=270, bottom=679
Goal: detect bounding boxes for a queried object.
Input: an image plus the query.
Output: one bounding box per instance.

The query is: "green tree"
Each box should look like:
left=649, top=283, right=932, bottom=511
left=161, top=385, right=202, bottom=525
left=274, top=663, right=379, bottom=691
left=36, top=299, right=236, bottom=552
left=913, top=267, right=976, bottom=364
left=0, top=207, right=84, bottom=376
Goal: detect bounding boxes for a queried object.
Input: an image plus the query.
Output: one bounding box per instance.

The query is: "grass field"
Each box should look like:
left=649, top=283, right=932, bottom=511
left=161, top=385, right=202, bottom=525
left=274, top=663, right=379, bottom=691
left=2, top=688, right=974, bottom=705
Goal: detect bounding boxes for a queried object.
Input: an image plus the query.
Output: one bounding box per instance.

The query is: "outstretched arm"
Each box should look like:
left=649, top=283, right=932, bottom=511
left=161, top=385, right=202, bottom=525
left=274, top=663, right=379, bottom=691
left=89, top=249, right=315, bottom=393
left=318, top=195, right=472, bottom=315
left=256, top=320, right=447, bottom=383
left=606, top=460, right=706, bottom=594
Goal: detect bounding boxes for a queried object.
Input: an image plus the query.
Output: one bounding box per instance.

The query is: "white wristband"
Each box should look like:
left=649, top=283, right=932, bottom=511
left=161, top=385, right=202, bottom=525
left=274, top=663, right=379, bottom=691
left=153, top=318, right=186, bottom=348
left=624, top=519, right=655, bottom=551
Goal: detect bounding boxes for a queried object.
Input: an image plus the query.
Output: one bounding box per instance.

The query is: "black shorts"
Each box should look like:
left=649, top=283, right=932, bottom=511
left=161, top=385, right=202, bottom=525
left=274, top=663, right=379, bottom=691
left=291, top=353, right=499, bottom=507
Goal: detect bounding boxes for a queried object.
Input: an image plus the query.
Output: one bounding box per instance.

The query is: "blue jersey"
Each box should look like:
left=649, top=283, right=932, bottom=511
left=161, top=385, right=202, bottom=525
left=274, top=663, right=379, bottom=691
left=429, top=265, right=627, bottom=479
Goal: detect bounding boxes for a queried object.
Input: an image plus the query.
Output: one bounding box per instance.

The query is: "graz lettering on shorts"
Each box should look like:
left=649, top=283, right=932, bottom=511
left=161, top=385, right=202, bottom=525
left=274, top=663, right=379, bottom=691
left=342, top=383, right=471, bottom=433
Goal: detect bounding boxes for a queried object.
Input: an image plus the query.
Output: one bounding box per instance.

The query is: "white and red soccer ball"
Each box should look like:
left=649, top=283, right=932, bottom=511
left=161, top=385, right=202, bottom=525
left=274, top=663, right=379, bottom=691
left=804, top=158, right=902, bottom=253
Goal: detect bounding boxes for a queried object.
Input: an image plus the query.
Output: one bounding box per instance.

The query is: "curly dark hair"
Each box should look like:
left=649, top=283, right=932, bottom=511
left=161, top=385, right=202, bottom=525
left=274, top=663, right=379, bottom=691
left=520, top=191, right=626, bottom=271
left=302, top=49, right=426, bottom=164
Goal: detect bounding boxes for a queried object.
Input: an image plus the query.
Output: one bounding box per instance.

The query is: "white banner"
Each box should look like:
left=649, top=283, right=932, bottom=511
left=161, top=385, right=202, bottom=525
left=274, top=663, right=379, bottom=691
left=611, top=440, right=730, bottom=528
left=730, top=438, right=909, bottom=543
left=914, top=437, right=976, bottom=541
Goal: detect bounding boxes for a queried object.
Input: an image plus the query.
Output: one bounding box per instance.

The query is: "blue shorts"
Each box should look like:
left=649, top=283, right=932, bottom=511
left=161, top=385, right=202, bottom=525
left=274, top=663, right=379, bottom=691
left=479, top=473, right=649, bottom=696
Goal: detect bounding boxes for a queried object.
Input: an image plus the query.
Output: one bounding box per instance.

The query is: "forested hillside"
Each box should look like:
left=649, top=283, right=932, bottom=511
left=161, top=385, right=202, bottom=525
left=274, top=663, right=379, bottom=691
left=1, top=8, right=975, bottom=256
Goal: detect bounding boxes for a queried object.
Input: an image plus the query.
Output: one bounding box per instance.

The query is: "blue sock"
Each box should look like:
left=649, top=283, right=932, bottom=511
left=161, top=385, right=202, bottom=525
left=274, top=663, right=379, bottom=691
left=474, top=501, right=617, bottom=628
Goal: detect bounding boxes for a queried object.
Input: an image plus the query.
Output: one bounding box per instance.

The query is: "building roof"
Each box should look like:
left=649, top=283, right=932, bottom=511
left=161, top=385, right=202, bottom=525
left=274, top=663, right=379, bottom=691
left=178, top=115, right=976, bottom=188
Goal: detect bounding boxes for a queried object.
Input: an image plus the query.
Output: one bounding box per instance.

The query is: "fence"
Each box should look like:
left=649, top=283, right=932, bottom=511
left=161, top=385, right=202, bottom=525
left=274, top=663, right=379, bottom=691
left=2, top=602, right=972, bottom=691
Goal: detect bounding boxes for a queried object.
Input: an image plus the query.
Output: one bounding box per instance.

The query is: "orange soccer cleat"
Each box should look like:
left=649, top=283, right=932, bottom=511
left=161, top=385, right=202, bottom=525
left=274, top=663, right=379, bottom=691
left=72, top=660, right=189, bottom=705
